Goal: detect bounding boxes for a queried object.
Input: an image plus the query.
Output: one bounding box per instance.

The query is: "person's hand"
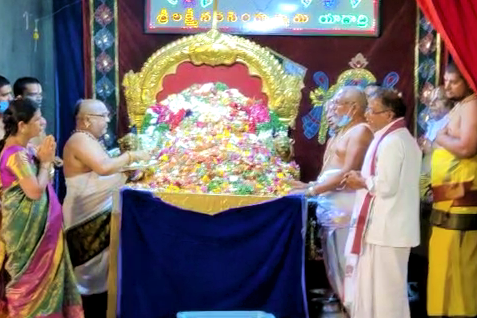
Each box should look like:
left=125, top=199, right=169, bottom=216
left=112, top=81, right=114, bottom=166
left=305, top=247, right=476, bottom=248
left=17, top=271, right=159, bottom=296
left=289, top=180, right=309, bottom=190
left=343, top=170, right=366, bottom=190
left=37, top=135, right=56, bottom=164
left=417, top=136, right=426, bottom=147
left=419, top=137, right=432, bottom=154
left=130, top=150, right=151, bottom=162
left=288, top=188, right=307, bottom=195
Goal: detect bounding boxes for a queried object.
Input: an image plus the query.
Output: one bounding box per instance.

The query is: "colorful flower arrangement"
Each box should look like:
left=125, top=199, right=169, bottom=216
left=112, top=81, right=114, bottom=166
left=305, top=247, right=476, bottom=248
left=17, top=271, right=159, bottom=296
left=130, top=82, right=299, bottom=196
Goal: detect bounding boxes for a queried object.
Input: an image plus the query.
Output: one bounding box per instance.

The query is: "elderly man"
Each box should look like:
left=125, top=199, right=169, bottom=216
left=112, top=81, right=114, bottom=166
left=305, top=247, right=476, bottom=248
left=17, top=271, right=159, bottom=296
left=62, top=99, right=149, bottom=317
left=292, top=86, right=373, bottom=196
left=344, top=89, right=421, bottom=318
left=427, top=63, right=477, bottom=318
left=292, top=86, right=373, bottom=301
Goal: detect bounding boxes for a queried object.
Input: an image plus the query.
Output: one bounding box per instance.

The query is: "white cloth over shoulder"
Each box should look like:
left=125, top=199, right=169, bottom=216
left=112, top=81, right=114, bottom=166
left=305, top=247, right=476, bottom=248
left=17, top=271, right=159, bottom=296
left=316, top=169, right=356, bottom=215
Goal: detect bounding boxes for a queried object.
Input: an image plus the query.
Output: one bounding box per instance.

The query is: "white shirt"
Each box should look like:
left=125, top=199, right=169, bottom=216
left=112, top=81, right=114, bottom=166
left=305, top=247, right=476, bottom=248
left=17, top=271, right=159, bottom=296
left=360, top=120, right=422, bottom=248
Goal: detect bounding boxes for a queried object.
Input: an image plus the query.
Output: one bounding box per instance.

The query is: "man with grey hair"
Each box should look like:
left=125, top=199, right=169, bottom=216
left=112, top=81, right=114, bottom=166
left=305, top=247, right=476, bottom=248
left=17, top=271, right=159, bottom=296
left=291, top=86, right=373, bottom=303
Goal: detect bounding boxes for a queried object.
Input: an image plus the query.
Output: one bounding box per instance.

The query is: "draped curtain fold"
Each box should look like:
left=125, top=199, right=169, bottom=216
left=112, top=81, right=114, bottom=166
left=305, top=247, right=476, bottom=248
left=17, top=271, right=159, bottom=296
left=53, top=0, right=85, bottom=200
left=417, top=0, right=477, bottom=92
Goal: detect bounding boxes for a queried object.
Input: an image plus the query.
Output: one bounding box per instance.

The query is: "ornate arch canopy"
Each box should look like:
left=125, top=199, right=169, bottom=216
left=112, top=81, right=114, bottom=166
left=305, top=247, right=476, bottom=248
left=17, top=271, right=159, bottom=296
left=123, top=29, right=304, bottom=131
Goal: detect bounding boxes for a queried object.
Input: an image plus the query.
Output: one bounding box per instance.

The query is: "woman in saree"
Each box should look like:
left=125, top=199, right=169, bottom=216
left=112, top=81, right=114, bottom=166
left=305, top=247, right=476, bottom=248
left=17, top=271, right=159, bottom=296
left=0, top=99, right=83, bottom=317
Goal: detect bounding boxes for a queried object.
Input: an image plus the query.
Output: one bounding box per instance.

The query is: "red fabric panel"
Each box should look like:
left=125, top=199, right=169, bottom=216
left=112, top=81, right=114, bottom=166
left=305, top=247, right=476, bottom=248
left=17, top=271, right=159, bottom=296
left=82, top=0, right=93, bottom=98
left=115, top=0, right=416, bottom=182
left=156, top=62, right=267, bottom=104
left=417, top=0, right=477, bottom=92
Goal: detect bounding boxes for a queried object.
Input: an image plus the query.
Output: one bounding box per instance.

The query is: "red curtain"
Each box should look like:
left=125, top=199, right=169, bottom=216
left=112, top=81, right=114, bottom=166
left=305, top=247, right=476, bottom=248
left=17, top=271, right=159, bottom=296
left=417, top=0, right=477, bottom=92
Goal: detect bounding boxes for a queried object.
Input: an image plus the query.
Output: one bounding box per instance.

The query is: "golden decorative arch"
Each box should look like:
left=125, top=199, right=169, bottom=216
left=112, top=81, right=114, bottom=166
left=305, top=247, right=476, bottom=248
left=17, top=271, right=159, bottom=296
left=309, top=53, right=377, bottom=144
left=310, top=53, right=377, bottom=104
left=123, top=29, right=304, bottom=131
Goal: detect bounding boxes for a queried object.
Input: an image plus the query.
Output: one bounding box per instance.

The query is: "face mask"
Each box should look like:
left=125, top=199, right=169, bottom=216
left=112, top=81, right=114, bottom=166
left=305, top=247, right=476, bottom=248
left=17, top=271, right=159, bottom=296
left=336, top=107, right=354, bottom=128
left=336, top=114, right=352, bottom=127
left=0, top=100, right=9, bottom=114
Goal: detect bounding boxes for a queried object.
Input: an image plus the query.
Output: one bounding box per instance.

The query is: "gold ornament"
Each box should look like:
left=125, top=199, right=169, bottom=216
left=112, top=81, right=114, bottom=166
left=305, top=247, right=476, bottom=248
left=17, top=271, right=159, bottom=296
left=273, top=133, right=294, bottom=163
left=118, top=133, right=141, bottom=153
left=123, top=29, right=304, bottom=131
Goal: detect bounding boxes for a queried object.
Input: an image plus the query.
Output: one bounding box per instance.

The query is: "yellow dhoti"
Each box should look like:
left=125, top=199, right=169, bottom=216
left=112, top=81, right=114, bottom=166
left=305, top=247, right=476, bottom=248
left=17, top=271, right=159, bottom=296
left=428, top=148, right=477, bottom=317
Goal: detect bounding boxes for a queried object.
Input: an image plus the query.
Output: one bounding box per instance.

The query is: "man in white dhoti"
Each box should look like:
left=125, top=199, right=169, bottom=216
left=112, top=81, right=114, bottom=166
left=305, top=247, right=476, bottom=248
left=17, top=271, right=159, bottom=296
left=343, top=88, right=421, bottom=318
left=62, top=99, right=149, bottom=317
left=291, top=86, right=373, bottom=301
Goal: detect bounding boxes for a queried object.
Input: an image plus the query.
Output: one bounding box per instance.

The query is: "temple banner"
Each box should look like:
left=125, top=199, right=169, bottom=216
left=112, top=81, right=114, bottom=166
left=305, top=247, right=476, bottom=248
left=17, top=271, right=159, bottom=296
left=145, top=0, right=380, bottom=36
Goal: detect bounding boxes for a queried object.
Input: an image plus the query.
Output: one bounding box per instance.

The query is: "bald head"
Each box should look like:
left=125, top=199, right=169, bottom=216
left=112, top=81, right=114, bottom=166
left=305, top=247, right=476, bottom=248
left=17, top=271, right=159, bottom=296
left=336, top=86, right=368, bottom=112
left=74, top=99, right=110, bottom=138
left=75, top=99, right=107, bottom=118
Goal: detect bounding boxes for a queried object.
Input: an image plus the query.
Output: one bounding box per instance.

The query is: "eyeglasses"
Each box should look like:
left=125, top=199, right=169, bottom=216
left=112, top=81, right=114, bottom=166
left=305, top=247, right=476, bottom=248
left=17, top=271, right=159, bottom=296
left=365, top=108, right=389, bottom=115
left=86, top=113, right=110, bottom=119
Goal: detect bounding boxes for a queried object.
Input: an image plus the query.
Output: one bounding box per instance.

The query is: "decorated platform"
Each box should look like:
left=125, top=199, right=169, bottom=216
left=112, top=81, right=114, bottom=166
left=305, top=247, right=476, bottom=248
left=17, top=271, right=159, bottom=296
left=107, top=12, right=308, bottom=315
left=119, top=27, right=305, bottom=206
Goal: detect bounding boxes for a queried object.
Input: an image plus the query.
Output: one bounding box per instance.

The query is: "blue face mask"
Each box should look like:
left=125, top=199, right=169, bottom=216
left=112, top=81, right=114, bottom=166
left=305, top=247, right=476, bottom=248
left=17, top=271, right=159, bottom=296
left=0, top=100, right=9, bottom=114
left=336, top=114, right=352, bottom=127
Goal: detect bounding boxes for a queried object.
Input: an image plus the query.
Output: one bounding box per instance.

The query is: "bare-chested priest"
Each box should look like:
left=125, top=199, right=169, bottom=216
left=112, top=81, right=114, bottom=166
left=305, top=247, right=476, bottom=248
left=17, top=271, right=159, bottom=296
left=291, top=86, right=373, bottom=300
left=427, top=63, right=477, bottom=318
left=62, top=99, right=150, bottom=317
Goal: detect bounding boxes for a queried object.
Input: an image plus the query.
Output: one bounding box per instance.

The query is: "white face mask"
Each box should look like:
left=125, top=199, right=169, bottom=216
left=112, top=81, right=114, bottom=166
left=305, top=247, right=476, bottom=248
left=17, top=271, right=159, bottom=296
left=336, top=108, right=353, bottom=127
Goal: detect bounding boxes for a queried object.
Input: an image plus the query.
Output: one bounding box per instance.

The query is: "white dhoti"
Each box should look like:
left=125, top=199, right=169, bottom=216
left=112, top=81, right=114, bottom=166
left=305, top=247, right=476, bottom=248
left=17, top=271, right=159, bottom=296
left=352, top=243, right=410, bottom=318
left=315, top=169, right=355, bottom=301
left=320, top=226, right=349, bottom=300
left=63, top=171, right=126, bottom=295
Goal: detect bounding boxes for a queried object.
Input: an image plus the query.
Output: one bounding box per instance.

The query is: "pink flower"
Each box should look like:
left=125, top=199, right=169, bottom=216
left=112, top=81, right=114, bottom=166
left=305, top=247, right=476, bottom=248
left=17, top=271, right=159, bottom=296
left=152, top=104, right=172, bottom=124
left=249, top=101, right=270, bottom=123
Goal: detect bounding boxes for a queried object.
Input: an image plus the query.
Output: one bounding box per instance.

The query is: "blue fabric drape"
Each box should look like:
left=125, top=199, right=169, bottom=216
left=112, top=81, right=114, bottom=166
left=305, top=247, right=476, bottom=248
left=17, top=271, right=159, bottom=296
left=119, top=189, right=308, bottom=318
left=53, top=0, right=84, bottom=200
